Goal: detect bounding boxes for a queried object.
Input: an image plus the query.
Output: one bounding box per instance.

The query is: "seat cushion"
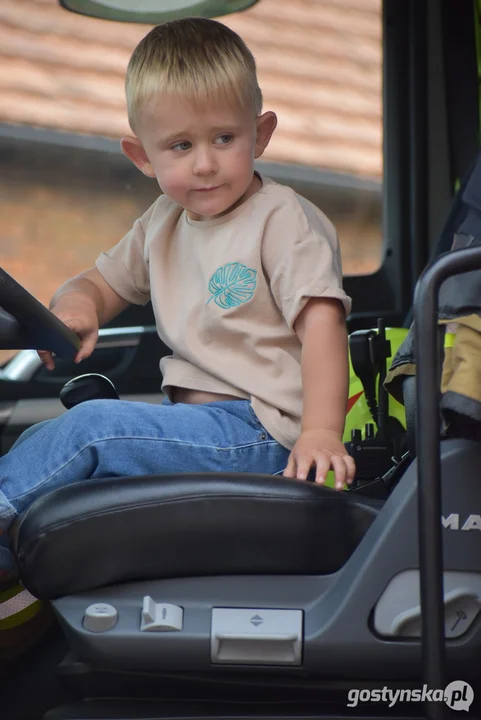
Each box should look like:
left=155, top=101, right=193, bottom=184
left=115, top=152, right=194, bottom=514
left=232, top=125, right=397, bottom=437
left=10, top=473, right=384, bottom=599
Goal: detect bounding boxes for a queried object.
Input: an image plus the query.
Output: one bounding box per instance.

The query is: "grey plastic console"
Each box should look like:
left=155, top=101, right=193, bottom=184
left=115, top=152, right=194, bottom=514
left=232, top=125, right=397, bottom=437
left=52, top=439, right=481, bottom=682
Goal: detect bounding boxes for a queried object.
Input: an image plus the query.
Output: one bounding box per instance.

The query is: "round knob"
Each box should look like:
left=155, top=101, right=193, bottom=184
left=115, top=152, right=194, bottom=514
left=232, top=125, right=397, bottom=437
left=83, top=603, right=118, bottom=633
left=60, top=373, right=119, bottom=409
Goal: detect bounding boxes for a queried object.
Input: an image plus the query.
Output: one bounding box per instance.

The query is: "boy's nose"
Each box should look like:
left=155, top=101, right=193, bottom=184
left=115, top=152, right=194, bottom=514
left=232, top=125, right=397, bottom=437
left=193, top=148, right=217, bottom=175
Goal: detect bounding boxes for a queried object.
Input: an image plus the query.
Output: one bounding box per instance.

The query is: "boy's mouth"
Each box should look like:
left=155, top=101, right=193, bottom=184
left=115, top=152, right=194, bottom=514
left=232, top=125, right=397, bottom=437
left=195, top=186, right=219, bottom=192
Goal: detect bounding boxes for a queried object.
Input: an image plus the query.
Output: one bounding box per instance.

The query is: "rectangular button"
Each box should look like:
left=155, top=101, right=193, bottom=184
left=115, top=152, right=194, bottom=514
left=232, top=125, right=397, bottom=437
left=211, top=608, right=302, bottom=665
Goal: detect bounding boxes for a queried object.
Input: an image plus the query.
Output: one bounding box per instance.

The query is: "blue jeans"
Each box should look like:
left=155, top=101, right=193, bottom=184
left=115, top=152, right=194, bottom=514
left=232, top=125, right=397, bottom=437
left=0, top=398, right=290, bottom=572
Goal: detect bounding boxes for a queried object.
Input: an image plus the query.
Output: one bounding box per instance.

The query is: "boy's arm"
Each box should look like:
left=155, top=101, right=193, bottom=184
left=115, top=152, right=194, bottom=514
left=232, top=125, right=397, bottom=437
left=283, top=297, right=356, bottom=490
left=40, top=267, right=130, bottom=369
left=296, top=297, right=348, bottom=436
left=50, top=267, right=130, bottom=327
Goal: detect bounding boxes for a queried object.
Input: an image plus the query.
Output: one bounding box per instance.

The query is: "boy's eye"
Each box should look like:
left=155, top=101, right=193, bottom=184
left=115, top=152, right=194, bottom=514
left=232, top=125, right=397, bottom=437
left=215, top=134, right=233, bottom=145
left=171, top=141, right=191, bottom=151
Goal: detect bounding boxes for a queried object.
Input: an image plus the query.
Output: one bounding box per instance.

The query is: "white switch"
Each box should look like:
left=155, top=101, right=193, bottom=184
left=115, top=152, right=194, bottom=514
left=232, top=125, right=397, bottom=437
left=140, top=596, right=183, bottom=632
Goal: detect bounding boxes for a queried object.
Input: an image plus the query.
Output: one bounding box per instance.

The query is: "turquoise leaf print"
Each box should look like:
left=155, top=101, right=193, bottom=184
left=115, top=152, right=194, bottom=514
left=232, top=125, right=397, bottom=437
left=206, top=262, right=257, bottom=309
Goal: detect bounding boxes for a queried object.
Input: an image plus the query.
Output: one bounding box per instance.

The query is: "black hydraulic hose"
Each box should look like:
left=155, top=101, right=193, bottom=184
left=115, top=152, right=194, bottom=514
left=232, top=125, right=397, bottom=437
left=413, top=246, right=481, bottom=720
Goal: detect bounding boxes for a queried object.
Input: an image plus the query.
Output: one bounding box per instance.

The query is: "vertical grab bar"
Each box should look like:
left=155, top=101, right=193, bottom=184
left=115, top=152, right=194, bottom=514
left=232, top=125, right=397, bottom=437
left=413, top=246, right=481, bottom=720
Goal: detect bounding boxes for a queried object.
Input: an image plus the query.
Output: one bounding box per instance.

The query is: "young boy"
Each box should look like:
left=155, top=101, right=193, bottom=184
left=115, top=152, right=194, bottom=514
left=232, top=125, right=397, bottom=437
left=0, top=17, right=354, bottom=575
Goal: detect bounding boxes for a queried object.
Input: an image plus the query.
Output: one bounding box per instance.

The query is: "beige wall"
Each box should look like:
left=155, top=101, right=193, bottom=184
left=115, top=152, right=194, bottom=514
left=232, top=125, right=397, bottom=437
left=1, top=174, right=381, bottom=299
left=0, top=142, right=382, bottom=365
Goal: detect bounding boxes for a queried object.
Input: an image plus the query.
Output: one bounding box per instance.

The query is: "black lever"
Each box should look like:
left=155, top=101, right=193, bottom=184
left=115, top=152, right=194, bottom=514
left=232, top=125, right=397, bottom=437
left=348, top=322, right=392, bottom=434
left=60, top=373, right=119, bottom=409
left=349, top=329, right=379, bottom=425
left=347, top=321, right=396, bottom=488
left=368, top=318, right=391, bottom=440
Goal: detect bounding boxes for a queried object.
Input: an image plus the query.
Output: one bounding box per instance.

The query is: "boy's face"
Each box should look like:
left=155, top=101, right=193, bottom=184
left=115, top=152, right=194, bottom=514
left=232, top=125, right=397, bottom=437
left=122, top=96, right=277, bottom=221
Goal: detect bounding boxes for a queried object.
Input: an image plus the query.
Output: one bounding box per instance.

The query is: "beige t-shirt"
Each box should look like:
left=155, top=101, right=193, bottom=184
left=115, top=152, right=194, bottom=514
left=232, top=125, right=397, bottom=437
left=95, top=173, right=351, bottom=450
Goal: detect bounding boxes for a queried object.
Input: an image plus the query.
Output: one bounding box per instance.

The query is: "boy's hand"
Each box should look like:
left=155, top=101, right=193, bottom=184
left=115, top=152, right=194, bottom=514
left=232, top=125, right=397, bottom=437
left=283, top=429, right=356, bottom=491
left=38, top=309, right=99, bottom=371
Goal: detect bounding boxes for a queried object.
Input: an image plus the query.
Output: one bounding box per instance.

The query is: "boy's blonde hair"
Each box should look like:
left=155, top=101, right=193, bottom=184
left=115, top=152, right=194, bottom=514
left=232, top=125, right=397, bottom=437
left=126, top=17, right=263, bottom=132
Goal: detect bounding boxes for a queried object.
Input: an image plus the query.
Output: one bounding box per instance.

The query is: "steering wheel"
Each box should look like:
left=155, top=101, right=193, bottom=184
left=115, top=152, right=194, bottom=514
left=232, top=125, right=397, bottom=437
left=0, top=267, right=80, bottom=357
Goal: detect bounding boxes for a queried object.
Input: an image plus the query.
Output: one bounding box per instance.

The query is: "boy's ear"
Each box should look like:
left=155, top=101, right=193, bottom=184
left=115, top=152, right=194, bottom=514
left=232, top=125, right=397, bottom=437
left=120, top=136, right=156, bottom=178
left=254, top=111, right=277, bottom=159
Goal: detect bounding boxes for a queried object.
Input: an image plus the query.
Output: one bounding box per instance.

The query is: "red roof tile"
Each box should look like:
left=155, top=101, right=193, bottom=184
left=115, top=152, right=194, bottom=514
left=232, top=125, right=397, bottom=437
left=0, top=0, right=382, bottom=178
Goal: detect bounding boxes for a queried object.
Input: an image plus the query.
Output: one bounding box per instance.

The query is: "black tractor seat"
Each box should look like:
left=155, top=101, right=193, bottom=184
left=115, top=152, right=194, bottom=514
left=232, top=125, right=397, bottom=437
left=11, top=472, right=384, bottom=599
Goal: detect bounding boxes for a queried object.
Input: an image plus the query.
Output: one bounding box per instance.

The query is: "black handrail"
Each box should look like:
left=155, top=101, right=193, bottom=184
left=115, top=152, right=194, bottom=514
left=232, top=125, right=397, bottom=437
left=413, top=245, right=481, bottom=720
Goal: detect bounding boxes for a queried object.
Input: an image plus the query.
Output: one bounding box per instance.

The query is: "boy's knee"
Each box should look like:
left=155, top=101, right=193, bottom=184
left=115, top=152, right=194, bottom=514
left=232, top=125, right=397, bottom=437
left=67, top=398, right=119, bottom=418
left=64, top=399, right=128, bottom=438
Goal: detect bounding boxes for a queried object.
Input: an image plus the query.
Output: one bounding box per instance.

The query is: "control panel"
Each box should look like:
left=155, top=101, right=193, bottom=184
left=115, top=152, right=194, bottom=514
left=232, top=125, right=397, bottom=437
left=81, top=597, right=303, bottom=666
